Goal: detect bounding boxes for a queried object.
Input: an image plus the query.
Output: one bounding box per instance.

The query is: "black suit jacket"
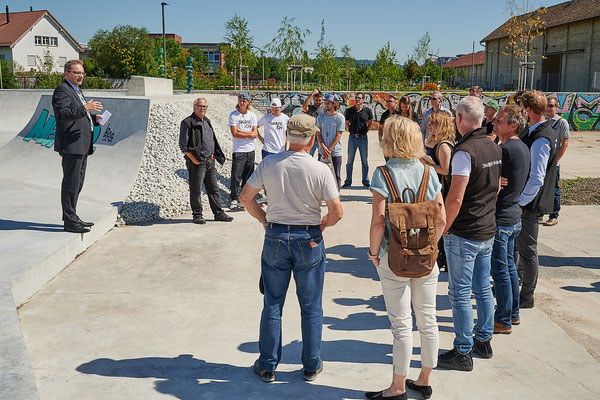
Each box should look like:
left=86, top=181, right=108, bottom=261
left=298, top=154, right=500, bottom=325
left=52, top=80, right=99, bottom=155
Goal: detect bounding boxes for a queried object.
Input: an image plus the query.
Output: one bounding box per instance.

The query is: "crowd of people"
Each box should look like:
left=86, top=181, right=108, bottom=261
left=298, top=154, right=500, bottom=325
left=51, top=61, right=570, bottom=398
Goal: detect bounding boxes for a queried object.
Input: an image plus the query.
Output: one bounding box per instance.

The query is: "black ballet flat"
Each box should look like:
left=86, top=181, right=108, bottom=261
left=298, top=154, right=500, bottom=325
left=365, top=390, right=407, bottom=400
left=406, top=379, right=433, bottom=399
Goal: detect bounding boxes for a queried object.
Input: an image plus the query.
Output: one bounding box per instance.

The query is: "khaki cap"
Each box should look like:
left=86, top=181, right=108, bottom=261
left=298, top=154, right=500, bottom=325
left=287, top=114, right=318, bottom=137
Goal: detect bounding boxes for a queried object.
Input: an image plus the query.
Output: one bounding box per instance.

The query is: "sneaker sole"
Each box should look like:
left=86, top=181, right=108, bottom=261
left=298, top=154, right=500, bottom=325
left=436, top=361, right=473, bottom=372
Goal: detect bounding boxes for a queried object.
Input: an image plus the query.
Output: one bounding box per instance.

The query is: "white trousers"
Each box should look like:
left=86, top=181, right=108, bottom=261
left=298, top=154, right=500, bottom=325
left=376, top=254, right=439, bottom=376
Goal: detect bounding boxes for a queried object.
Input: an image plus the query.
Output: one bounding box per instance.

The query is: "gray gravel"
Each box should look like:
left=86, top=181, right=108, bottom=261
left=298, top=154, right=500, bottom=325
left=117, top=94, right=264, bottom=225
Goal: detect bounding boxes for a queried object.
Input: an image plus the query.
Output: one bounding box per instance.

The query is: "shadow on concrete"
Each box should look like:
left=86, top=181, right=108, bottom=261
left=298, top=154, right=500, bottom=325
left=333, top=295, right=386, bottom=312
left=340, top=194, right=372, bottom=203
left=560, top=281, right=600, bottom=292
left=76, top=354, right=365, bottom=399
left=539, top=255, right=600, bottom=270
left=326, top=245, right=379, bottom=280
left=324, top=312, right=390, bottom=331
left=0, top=219, right=63, bottom=232
left=238, top=339, right=395, bottom=365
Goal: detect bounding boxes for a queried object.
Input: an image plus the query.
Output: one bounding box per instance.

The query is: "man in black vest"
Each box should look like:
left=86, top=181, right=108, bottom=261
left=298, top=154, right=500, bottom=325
left=52, top=59, right=103, bottom=233
left=517, top=91, right=559, bottom=309
left=437, top=96, right=502, bottom=372
left=179, top=98, right=233, bottom=224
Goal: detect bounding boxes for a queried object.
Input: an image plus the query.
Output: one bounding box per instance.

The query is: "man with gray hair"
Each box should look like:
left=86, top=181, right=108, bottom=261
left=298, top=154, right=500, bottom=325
left=240, top=114, right=343, bottom=383
left=437, top=96, right=502, bottom=372
left=179, top=98, right=233, bottom=224
left=421, top=91, right=452, bottom=144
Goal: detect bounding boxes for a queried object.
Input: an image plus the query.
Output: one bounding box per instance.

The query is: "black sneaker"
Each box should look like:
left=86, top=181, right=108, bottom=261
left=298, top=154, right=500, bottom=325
left=437, top=348, right=473, bottom=371
left=303, top=364, right=323, bottom=381
left=192, top=216, right=206, bottom=224
left=519, top=296, right=534, bottom=309
left=473, top=338, right=493, bottom=359
left=253, top=360, right=274, bottom=383
left=362, top=182, right=370, bottom=188
left=214, top=213, right=233, bottom=222
left=341, top=182, right=351, bottom=188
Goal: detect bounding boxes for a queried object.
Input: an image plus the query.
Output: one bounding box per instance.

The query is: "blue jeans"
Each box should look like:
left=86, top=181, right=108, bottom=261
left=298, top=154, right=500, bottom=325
left=262, top=149, right=275, bottom=159
left=258, top=224, right=326, bottom=372
left=309, top=141, right=319, bottom=156
left=345, top=135, right=369, bottom=185
left=444, top=233, right=494, bottom=354
left=490, top=222, right=522, bottom=327
left=550, top=165, right=560, bottom=219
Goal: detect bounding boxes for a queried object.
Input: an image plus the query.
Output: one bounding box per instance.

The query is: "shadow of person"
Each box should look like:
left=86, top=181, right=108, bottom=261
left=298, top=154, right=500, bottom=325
left=76, top=354, right=366, bottom=399
left=324, top=312, right=391, bottom=331
left=334, top=295, right=386, bottom=312
left=0, top=219, right=64, bottom=232
left=326, top=245, right=379, bottom=280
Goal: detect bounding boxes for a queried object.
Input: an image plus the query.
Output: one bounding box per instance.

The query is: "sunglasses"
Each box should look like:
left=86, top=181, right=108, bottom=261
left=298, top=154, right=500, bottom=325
left=547, top=104, right=557, bottom=108
left=386, top=100, right=396, bottom=103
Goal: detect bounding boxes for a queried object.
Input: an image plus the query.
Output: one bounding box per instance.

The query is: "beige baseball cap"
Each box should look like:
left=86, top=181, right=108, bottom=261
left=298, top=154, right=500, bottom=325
left=287, top=114, right=318, bottom=137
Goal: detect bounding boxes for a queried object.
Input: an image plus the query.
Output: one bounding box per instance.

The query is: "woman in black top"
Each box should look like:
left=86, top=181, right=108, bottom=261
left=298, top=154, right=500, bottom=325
left=399, top=95, right=419, bottom=124
left=422, top=111, right=455, bottom=271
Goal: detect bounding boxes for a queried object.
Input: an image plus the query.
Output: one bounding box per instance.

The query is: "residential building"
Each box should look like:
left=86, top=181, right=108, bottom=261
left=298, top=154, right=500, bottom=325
left=148, top=32, right=225, bottom=75
left=481, top=0, right=600, bottom=91
left=442, top=51, right=485, bottom=88
left=0, top=8, right=82, bottom=72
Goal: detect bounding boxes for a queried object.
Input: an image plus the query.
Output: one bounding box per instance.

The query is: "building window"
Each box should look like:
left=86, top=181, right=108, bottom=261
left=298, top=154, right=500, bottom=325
left=35, top=35, right=58, bottom=46
left=27, top=55, right=36, bottom=66
left=58, top=57, right=67, bottom=67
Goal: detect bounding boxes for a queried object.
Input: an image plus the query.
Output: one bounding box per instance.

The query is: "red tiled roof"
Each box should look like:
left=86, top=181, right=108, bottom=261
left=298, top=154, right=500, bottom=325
left=442, top=51, right=485, bottom=68
left=0, top=10, right=82, bottom=51
left=482, top=0, right=600, bottom=42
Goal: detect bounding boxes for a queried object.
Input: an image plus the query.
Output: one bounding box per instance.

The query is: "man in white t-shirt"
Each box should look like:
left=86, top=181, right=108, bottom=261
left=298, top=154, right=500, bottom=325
left=240, top=114, right=343, bottom=383
left=258, top=97, right=289, bottom=158
left=228, top=92, right=258, bottom=210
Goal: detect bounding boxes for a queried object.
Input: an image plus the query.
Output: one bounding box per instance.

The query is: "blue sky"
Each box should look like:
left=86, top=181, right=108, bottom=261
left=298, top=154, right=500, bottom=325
left=6, top=0, right=564, bottom=62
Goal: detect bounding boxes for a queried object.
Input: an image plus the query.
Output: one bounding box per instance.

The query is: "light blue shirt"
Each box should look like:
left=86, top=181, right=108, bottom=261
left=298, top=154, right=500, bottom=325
left=316, top=112, right=345, bottom=157
left=371, top=158, right=441, bottom=257
left=518, top=121, right=550, bottom=206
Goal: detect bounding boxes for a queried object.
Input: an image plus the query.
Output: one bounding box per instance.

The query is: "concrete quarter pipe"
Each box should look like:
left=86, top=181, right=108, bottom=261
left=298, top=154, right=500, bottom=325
left=0, top=91, right=150, bottom=399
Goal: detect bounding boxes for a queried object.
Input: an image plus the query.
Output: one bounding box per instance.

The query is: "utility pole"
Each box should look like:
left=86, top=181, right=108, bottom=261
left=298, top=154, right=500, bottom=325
left=161, top=2, right=168, bottom=75
left=471, top=41, right=475, bottom=87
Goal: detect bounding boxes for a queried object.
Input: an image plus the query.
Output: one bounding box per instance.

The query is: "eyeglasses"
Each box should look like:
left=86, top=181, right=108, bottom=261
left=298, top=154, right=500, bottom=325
left=356, top=97, right=363, bottom=100
left=386, top=100, right=396, bottom=103
left=431, top=97, right=441, bottom=101
left=547, top=104, right=557, bottom=108
left=195, top=105, right=208, bottom=109
left=68, top=71, right=86, bottom=77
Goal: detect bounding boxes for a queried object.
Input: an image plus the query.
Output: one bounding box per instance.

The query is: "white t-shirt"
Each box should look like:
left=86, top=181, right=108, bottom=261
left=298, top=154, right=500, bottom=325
left=228, top=110, right=258, bottom=153
left=247, top=151, right=339, bottom=225
left=451, top=150, right=472, bottom=176
left=258, top=113, right=289, bottom=153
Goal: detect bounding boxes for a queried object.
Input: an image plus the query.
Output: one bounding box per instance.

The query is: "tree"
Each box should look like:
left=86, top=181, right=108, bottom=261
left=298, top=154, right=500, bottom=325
left=404, top=59, right=419, bottom=83
left=412, top=32, right=438, bottom=66
left=502, top=0, right=547, bottom=60
left=313, top=20, right=339, bottom=90
left=0, top=60, right=19, bottom=88
left=223, top=14, right=254, bottom=84
left=36, top=49, right=55, bottom=74
left=266, top=16, right=310, bottom=65
left=88, top=25, right=157, bottom=78
left=373, top=42, right=399, bottom=90
left=186, top=46, right=210, bottom=73
left=340, top=44, right=355, bottom=90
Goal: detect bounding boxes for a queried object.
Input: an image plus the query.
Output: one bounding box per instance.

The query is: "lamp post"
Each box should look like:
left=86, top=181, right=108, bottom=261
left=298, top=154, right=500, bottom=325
left=252, top=45, right=265, bottom=88
left=161, top=2, right=168, bottom=76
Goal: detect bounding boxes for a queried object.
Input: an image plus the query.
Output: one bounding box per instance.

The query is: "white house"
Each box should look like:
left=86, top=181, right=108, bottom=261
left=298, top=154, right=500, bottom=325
left=0, top=8, right=82, bottom=72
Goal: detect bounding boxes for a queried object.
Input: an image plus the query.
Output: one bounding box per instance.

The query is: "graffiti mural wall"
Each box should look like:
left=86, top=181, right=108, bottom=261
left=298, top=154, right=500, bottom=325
left=247, top=91, right=600, bottom=131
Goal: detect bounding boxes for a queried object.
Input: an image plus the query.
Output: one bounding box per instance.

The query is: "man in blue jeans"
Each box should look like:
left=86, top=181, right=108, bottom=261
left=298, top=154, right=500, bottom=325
left=240, top=114, right=343, bottom=383
left=490, top=104, right=530, bottom=334
left=342, top=92, right=373, bottom=188
left=437, top=97, right=502, bottom=372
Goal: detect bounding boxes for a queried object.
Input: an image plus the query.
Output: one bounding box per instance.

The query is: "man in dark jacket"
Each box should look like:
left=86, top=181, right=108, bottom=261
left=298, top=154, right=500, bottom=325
left=179, top=98, right=233, bottom=224
left=52, top=59, right=103, bottom=233
left=517, top=91, right=559, bottom=308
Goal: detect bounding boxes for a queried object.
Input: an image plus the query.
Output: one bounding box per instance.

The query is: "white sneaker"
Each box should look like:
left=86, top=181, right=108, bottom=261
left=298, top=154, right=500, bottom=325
left=230, top=199, right=238, bottom=210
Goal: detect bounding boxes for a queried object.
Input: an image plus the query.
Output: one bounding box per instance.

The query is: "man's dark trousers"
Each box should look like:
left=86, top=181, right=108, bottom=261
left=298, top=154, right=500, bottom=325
left=516, top=209, right=539, bottom=303
left=186, top=157, right=224, bottom=218
left=61, top=153, right=88, bottom=226
left=230, top=151, right=255, bottom=201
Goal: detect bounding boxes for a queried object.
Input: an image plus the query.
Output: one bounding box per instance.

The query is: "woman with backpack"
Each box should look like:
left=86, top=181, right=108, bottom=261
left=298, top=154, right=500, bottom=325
left=422, top=111, right=456, bottom=271
left=366, top=115, right=446, bottom=400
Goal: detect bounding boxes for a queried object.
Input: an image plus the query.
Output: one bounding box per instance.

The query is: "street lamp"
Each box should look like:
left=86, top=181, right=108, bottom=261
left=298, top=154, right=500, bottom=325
left=252, top=45, right=265, bottom=88
left=161, top=2, right=168, bottom=76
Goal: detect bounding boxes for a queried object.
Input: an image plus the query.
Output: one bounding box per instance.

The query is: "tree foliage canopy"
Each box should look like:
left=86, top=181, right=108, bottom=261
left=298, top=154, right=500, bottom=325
left=88, top=25, right=157, bottom=78
left=223, top=14, right=254, bottom=71
left=266, top=16, right=310, bottom=65
left=502, top=0, right=547, bottom=59
left=412, top=32, right=437, bottom=66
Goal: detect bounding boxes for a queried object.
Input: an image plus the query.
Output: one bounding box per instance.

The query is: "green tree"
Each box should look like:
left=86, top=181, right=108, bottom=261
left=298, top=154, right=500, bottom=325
left=373, top=41, right=399, bottom=90
left=0, top=60, right=19, bottom=88
left=313, top=20, right=339, bottom=90
left=266, top=16, right=310, bottom=66
left=88, top=25, right=157, bottom=78
left=186, top=46, right=209, bottom=73
left=442, top=66, right=456, bottom=81
left=412, top=32, right=438, bottom=66
left=223, top=14, right=255, bottom=84
left=340, top=44, right=355, bottom=90
left=502, top=0, right=547, bottom=62
left=404, top=59, right=419, bottom=83
left=36, top=49, right=55, bottom=74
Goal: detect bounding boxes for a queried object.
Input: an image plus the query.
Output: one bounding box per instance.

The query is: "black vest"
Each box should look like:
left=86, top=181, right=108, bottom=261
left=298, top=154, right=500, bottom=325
left=521, top=120, right=559, bottom=214
left=450, top=127, right=502, bottom=241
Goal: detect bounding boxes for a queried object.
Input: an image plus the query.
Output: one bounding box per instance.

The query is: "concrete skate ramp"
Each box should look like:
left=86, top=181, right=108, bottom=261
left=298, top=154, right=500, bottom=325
left=0, top=92, right=150, bottom=400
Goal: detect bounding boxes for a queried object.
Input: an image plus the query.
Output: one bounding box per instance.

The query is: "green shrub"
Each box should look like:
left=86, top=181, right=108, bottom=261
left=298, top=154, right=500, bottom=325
left=81, top=77, right=112, bottom=89
left=0, top=60, right=20, bottom=88
left=32, top=73, right=64, bottom=89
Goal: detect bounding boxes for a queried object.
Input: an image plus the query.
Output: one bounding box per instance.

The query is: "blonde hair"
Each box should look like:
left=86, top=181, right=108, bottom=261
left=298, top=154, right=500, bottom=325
left=429, top=111, right=455, bottom=144
left=381, top=116, right=425, bottom=159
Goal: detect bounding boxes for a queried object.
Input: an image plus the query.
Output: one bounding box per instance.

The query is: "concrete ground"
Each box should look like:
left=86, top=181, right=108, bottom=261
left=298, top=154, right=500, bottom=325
left=19, top=131, right=600, bottom=399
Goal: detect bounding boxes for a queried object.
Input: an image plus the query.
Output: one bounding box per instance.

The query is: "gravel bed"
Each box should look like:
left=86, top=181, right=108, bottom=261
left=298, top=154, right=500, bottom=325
left=117, top=94, right=264, bottom=225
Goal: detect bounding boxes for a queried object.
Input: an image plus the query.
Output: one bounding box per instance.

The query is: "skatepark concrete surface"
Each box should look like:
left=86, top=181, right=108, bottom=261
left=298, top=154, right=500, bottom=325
left=13, top=131, right=600, bottom=399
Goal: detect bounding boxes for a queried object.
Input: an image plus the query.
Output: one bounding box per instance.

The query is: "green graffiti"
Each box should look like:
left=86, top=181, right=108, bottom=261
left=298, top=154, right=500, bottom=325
left=23, top=109, right=56, bottom=147
left=572, top=112, right=599, bottom=131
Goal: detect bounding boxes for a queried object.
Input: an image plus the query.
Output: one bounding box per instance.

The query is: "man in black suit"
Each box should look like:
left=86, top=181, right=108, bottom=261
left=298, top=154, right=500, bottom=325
left=52, top=59, right=103, bottom=233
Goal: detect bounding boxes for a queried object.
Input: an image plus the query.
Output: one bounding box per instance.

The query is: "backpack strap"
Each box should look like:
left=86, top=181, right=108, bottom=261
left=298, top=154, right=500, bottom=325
left=416, top=165, right=430, bottom=203
left=379, top=166, right=401, bottom=203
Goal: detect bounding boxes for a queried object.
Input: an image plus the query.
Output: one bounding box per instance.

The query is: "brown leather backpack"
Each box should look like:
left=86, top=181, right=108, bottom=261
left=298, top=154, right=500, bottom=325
left=378, top=165, right=440, bottom=278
